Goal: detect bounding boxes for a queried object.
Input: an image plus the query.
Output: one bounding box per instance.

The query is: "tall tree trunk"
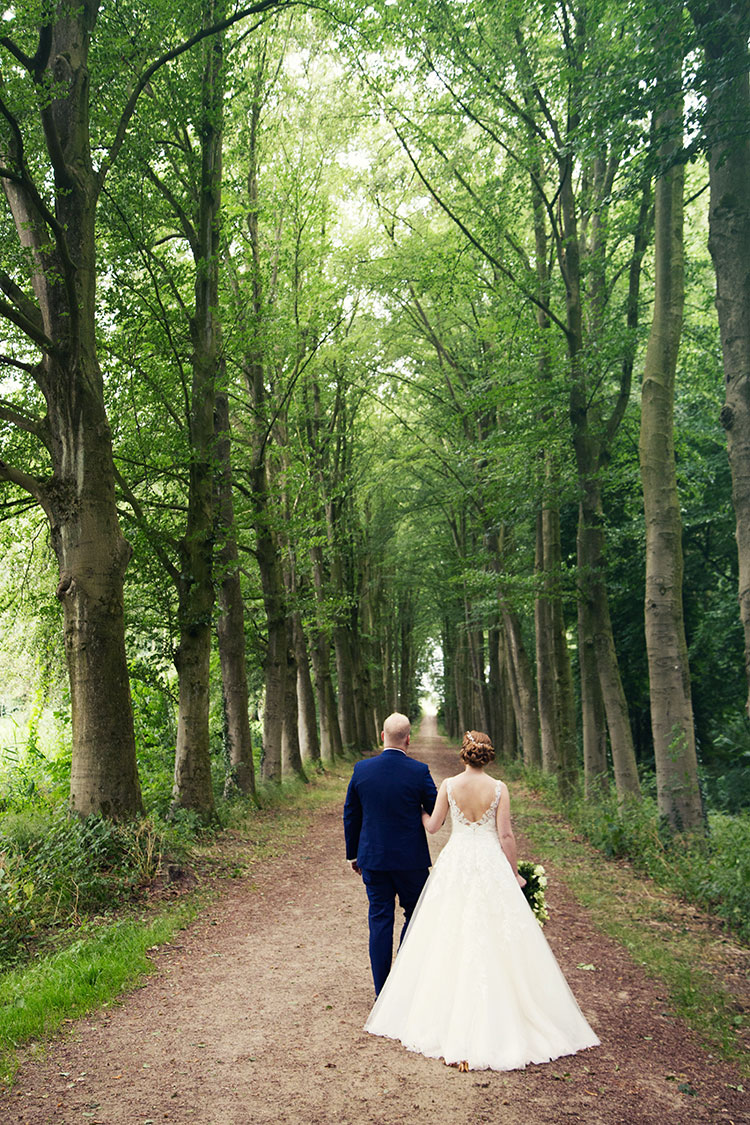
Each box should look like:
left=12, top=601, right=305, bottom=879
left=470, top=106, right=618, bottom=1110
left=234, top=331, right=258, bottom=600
left=334, top=623, right=359, bottom=749
left=534, top=514, right=558, bottom=774
left=453, top=632, right=471, bottom=735
left=54, top=414, right=141, bottom=817
left=577, top=485, right=641, bottom=798
left=397, top=593, right=416, bottom=717
left=309, top=629, right=341, bottom=762
left=548, top=506, right=578, bottom=784
left=384, top=624, right=397, bottom=714
left=689, top=0, right=750, bottom=712
left=529, top=135, right=573, bottom=782
left=293, top=614, right=321, bottom=765
left=464, top=608, right=491, bottom=735
left=215, top=392, right=255, bottom=797
left=640, top=67, right=703, bottom=832
left=501, top=624, right=525, bottom=764
left=350, top=617, right=372, bottom=748
left=500, top=602, right=542, bottom=770
left=441, top=620, right=459, bottom=739
left=256, top=524, right=287, bottom=782
left=577, top=556, right=609, bottom=797
left=309, top=541, right=343, bottom=761
left=240, top=56, right=286, bottom=784
left=281, top=629, right=307, bottom=779
left=0, top=5, right=142, bottom=817
left=171, top=12, right=225, bottom=817
left=487, top=625, right=504, bottom=750
left=489, top=624, right=517, bottom=759
left=563, top=169, right=639, bottom=799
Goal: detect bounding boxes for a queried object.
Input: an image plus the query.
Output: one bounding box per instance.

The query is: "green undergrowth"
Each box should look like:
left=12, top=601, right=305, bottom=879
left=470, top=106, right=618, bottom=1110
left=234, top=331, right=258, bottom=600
left=510, top=783, right=749, bottom=1077
left=510, top=766, right=750, bottom=945
left=198, top=765, right=355, bottom=870
left=0, top=761, right=354, bottom=1085
left=0, top=807, right=193, bottom=968
left=0, top=904, right=196, bottom=1085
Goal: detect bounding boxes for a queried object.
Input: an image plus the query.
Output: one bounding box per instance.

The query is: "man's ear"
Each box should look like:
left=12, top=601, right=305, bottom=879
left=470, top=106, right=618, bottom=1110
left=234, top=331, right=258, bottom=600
left=380, top=730, right=385, bottom=744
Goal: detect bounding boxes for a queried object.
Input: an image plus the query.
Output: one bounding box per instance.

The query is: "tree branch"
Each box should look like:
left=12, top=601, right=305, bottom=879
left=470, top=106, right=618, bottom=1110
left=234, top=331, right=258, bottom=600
left=0, top=456, right=47, bottom=508
left=0, top=96, right=81, bottom=343
left=99, top=0, right=297, bottom=183
left=0, top=34, right=34, bottom=71
left=390, top=121, right=573, bottom=343
left=0, top=293, right=56, bottom=354
left=113, top=464, right=181, bottom=584
left=0, top=268, right=44, bottom=336
left=143, top=165, right=199, bottom=254
left=0, top=353, right=39, bottom=376
left=0, top=397, right=50, bottom=447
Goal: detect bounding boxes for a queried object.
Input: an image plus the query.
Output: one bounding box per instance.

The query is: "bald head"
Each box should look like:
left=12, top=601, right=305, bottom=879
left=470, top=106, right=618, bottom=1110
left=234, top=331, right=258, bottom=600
left=382, top=712, right=411, bottom=749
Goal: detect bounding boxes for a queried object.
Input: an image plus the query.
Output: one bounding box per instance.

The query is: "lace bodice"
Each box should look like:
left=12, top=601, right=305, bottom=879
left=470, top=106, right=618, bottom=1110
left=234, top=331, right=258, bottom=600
left=446, top=778, right=503, bottom=833
left=366, top=774, right=601, bottom=1073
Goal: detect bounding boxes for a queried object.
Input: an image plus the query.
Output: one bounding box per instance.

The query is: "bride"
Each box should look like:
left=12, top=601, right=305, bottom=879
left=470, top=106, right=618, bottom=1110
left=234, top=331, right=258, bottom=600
left=364, top=730, right=600, bottom=1071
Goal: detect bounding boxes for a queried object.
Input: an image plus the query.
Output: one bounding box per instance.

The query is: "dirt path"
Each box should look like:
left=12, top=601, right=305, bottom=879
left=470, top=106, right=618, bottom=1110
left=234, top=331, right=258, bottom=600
left=3, top=718, right=748, bottom=1125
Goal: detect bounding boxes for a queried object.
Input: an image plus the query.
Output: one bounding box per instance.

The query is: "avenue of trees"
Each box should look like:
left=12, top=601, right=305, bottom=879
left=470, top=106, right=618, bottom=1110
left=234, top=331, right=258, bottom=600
left=1, top=0, right=749, bottom=839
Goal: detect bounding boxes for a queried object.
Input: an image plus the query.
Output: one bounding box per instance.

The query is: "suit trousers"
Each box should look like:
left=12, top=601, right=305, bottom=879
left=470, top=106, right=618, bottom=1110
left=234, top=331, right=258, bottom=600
left=361, top=867, right=430, bottom=995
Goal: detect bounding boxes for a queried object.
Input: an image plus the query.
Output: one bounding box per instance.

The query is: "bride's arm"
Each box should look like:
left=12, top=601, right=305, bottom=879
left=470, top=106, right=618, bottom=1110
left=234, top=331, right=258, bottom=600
left=422, top=779, right=449, bottom=834
left=496, top=785, right=525, bottom=886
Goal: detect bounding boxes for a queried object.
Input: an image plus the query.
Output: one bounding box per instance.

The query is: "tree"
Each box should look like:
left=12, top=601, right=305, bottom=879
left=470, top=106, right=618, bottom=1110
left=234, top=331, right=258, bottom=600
left=639, top=24, right=703, bottom=831
left=0, top=0, right=290, bottom=816
left=688, top=0, right=750, bottom=713
left=0, top=1, right=144, bottom=817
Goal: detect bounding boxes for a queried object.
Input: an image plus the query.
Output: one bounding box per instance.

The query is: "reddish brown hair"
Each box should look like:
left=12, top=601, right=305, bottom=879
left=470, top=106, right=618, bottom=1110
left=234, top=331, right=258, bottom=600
left=459, top=730, right=495, bottom=767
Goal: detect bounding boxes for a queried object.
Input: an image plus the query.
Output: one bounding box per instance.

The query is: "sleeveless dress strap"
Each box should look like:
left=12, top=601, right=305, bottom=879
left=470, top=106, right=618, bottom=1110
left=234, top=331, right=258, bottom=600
left=446, top=778, right=503, bottom=826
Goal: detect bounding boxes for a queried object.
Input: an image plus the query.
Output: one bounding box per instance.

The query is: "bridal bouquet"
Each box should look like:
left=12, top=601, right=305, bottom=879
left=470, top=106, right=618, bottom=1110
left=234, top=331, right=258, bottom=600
left=517, top=860, right=549, bottom=926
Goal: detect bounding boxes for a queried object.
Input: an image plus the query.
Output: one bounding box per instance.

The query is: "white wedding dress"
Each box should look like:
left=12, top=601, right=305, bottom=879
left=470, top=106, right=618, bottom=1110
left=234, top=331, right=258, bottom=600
left=365, top=779, right=600, bottom=1071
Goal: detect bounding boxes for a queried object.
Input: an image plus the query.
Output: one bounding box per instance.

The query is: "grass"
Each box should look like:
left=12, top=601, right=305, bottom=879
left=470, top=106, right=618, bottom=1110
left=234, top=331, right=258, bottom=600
left=511, top=783, right=750, bottom=1078
left=8, top=750, right=745, bottom=1090
left=0, top=903, right=197, bottom=1084
left=0, top=762, right=354, bottom=1086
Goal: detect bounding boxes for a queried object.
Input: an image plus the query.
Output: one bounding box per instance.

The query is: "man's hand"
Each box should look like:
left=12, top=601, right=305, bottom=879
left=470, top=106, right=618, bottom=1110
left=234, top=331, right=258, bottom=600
left=350, top=860, right=361, bottom=875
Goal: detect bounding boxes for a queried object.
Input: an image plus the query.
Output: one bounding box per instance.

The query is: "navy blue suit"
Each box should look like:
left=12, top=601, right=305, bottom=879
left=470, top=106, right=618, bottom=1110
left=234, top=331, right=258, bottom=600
left=344, top=748, right=438, bottom=994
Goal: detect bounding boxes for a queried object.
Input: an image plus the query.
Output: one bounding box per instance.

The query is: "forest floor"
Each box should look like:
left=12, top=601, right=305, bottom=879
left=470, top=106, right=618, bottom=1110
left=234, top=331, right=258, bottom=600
left=2, top=716, right=749, bottom=1125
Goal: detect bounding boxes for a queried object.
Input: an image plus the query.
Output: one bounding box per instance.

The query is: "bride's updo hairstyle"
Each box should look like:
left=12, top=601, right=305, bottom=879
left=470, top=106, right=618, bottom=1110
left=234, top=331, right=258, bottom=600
left=460, top=730, right=495, bottom=767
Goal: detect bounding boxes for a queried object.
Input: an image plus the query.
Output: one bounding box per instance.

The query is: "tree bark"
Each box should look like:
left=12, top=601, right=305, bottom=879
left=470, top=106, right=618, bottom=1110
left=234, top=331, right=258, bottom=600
left=0, top=7, right=142, bottom=817
left=281, top=629, right=307, bottom=779
left=171, top=9, right=225, bottom=818
left=529, top=135, right=573, bottom=781
left=308, top=540, right=343, bottom=761
left=215, top=392, right=255, bottom=797
left=309, top=628, right=342, bottom=763
left=689, top=0, right=750, bottom=712
left=256, top=521, right=287, bottom=782
left=577, top=483, right=641, bottom=798
left=577, top=546, right=609, bottom=797
left=238, top=56, right=286, bottom=784
left=535, top=500, right=576, bottom=780
left=640, top=65, right=703, bottom=832
left=293, top=613, right=321, bottom=765
left=561, top=137, right=640, bottom=801
left=500, top=602, right=542, bottom=770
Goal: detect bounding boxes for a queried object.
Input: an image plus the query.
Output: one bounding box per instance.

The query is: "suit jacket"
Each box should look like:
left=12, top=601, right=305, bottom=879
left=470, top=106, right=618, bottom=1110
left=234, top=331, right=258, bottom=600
left=343, top=748, right=438, bottom=871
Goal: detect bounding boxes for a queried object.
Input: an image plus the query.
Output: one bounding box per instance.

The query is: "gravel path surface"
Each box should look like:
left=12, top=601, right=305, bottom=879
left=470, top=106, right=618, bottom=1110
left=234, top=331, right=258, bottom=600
left=3, top=716, right=748, bottom=1124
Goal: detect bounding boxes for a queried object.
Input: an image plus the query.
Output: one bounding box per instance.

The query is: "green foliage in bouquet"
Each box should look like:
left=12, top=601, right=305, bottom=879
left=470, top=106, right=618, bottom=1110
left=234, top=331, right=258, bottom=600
left=518, top=860, right=549, bottom=926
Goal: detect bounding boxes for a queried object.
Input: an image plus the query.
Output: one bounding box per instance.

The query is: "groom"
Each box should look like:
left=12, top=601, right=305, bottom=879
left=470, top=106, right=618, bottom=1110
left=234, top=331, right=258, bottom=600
left=343, top=712, right=438, bottom=995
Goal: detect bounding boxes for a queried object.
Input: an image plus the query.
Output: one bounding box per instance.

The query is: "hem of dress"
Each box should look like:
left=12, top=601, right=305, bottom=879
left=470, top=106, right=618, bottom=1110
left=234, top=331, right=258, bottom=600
left=364, top=1026, right=600, bottom=1073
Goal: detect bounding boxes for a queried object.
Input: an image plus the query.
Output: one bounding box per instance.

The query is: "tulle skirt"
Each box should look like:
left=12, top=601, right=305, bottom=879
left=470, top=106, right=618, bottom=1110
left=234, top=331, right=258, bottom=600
left=364, top=827, right=600, bottom=1071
